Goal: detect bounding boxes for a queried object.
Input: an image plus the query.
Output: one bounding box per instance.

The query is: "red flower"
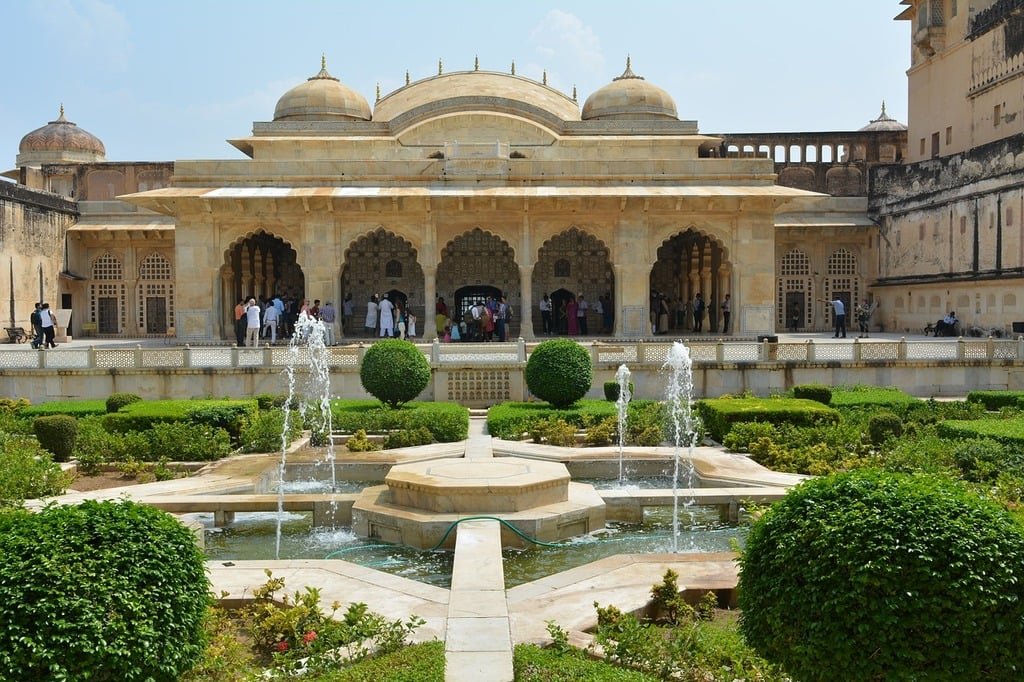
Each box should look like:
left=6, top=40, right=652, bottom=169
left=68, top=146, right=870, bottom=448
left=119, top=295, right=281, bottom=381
left=303, top=630, right=317, bottom=644
left=275, top=640, right=289, bottom=652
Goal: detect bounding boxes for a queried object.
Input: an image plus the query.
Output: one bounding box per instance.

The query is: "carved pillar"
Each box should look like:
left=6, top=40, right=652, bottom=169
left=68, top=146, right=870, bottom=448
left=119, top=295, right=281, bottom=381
left=220, top=272, right=233, bottom=339
left=239, top=245, right=252, bottom=299
left=423, top=266, right=437, bottom=341
left=518, top=265, right=534, bottom=339
left=253, top=247, right=265, bottom=299
left=717, top=264, right=732, bottom=333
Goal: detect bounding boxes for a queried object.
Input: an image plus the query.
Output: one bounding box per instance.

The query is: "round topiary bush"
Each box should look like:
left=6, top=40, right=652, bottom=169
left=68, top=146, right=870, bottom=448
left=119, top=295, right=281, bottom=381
left=525, top=339, right=592, bottom=408
left=360, top=339, right=431, bottom=408
left=32, top=414, right=78, bottom=462
left=106, top=392, right=142, bottom=413
left=0, top=499, right=210, bottom=680
left=867, top=411, right=903, bottom=445
left=602, top=380, right=635, bottom=402
left=792, top=384, right=832, bottom=405
left=739, top=469, right=1024, bottom=680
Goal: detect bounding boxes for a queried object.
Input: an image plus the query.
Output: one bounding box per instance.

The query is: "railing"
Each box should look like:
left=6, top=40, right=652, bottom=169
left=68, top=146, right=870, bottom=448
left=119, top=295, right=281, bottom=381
left=1, top=338, right=1022, bottom=371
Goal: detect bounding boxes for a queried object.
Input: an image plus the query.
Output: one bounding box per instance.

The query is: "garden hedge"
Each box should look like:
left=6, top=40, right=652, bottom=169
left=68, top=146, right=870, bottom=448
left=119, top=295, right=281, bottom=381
left=106, top=392, right=142, bottom=413
left=331, top=400, right=468, bottom=442
left=525, top=339, right=592, bottom=408
left=965, top=390, right=1024, bottom=411
left=32, top=415, right=78, bottom=462
left=0, top=500, right=210, bottom=680
left=0, top=435, right=69, bottom=506
left=937, top=417, right=1024, bottom=448
left=20, top=400, right=107, bottom=418
left=739, top=469, right=1024, bottom=680
left=791, top=384, right=832, bottom=405
left=102, top=399, right=257, bottom=435
left=359, top=340, right=431, bottom=408
left=828, top=386, right=919, bottom=412
left=696, top=397, right=840, bottom=442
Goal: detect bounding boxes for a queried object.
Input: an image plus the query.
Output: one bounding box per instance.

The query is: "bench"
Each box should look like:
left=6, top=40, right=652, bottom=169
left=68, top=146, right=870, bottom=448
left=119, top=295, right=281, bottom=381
left=5, top=327, right=28, bottom=344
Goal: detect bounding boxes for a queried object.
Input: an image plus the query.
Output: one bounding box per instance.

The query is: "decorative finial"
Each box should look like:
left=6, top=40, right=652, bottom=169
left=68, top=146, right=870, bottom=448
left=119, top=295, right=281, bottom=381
left=438, top=58, right=443, bottom=75
left=881, top=100, right=888, bottom=117
left=613, top=55, right=643, bottom=81
left=59, top=103, right=65, bottom=118
left=474, top=55, right=479, bottom=71
left=626, top=54, right=631, bottom=70
left=511, top=60, right=516, bottom=75
left=321, top=53, right=326, bottom=70
left=376, top=82, right=381, bottom=102
left=406, top=70, right=411, bottom=85
left=572, top=85, right=577, bottom=102
left=310, top=55, right=338, bottom=82
left=542, top=69, right=547, bottom=85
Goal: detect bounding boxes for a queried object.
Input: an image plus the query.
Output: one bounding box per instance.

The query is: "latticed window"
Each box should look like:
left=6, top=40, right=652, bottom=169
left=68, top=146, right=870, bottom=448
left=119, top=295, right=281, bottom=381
left=828, top=248, right=857, bottom=275
left=137, top=253, right=174, bottom=331
left=554, top=259, right=571, bottom=277
left=139, top=253, right=172, bottom=279
left=91, top=253, right=123, bottom=280
left=385, top=260, right=403, bottom=278
left=780, top=249, right=810, bottom=276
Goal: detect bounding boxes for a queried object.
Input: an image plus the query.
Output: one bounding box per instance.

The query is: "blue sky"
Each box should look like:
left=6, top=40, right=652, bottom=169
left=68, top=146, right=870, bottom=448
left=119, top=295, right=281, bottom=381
left=1, top=0, right=909, bottom=163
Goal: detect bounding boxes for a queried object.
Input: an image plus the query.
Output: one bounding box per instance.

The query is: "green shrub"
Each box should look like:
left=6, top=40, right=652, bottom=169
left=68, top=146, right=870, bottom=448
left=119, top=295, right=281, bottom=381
left=254, top=393, right=288, bottom=411
left=103, top=399, right=257, bottom=434
left=0, top=435, right=70, bottom=506
left=106, top=392, right=142, bottom=413
left=32, top=414, right=78, bottom=462
left=829, top=385, right=919, bottom=413
left=604, top=380, right=635, bottom=402
left=148, top=421, right=233, bottom=461
left=359, top=340, right=431, bottom=408
left=937, top=417, right=1024, bottom=448
left=331, top=400, right=468, bottom=442
left=73, top=416, right=151, bottom=469
left=20, top=399, right=107, bottom=418
left=584, top=416, right=618, bottom=446
left=188, top=402, right=255, bottom=442
left=953, top=437, right=1024, bottom=482
left=867, top=411, right=903, bottom=445
left=0, top=397, right=29, bottom=414
left=966, top=390, right=1024, bottom=411
left=0, top=500, right=209, bottom=680
left=792, top=384, right=832, bottom=405
left=346, top=429, right=381, bottom=452
left=722, top=421, right=777, bottom=452
left=529, top=418, right=577, bottom=447
left=903, top=397, right=986, bottom=425
left=239, top=408, right=301, bottom=453
left=487, top=399, right=618, bottom=440
left=739, top=469, right=1024, bottom=680
left=696, top=397, right=840, bottom=442
left=526, top=339, right=592, bottom=408
left=384, top=426, right=434, bottom=449
left=514, top=643, right=657, bottom=681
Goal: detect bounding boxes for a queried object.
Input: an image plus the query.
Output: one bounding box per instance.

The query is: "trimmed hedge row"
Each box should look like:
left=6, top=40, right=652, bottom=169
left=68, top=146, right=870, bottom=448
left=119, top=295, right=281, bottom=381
left=966, top=390, right=1024, bottom=411
left=102, top=399, right=257, bottom=434
left=828, top=386, right=920, bottom=412
left=330, top=400, right=468, bottom=443
left=696, top=397, right=840, bottom=442
left=487, top=399, right=619, bottom=440
left=937, top=418, right=1024, bottom=448
left=20, top=400, right=108, bottom=418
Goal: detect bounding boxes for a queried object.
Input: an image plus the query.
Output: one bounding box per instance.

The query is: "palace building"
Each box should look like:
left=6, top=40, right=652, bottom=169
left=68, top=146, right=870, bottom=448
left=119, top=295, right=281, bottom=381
left=4, top=1, right=1019, bottom=343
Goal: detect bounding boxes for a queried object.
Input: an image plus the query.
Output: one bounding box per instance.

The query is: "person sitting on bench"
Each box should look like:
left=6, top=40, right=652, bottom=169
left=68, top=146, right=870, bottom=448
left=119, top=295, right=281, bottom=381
left=935, top=311, right=958, bottom=337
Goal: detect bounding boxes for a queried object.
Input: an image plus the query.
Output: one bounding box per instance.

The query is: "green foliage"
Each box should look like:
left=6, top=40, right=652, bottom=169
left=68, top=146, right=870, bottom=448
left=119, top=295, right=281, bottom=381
left=513, top=643, right=658, bottom=681
left=828, top=385, right=919, bottom=413
left=20, top=399, right=107, bottom=418
left=32, top=414, right=78, bottom=462
left=0, top=434, right=69, bottom=506
left=648, top=569, right=694, bottom=625
left=966, top=390, right=1024, bottom=411
left=0, top=500, right=210, bottom=680
left=625, top=401, right=668, bottom=446
left=359, top=340, right=431, bottom=408
left=739, top=469, right=1024, bottom=681
left=867, top=411, right=903, bottom=445
left=181, top=606, right=258, bottom=682
left=239, top=408, right=301, bottom=453
left=937, top=417, right=1024, bottom=448
left=0, top=397, right=29, bottom=413
left=953, top=437, right=1024, bottom=482
left=902, top=397, right=986, bottom=425
left=106, top=392, right=142, bottom=413
left=102, top=399, right=257, bottom=435
left=71, top=415, right=150, bottom=470
left=696, top=397, right=840, bottom=442
left=487, top=399, right=616, bottom=440
left=584, top=416, right=618, bottom=446
left=331, top=400, right=468, bottom=442
left=722, top=421, right=777, bottom=452
left=188, top=403, right=255, bottom=441
left=346, top=429, right=381, bottom=452
left=792, top=384, right=832, bottom=405
left=314, top=641, right=445, bottom=682
left=526, top=339, right=593, bottom=408
left=254, top=393, right=288, bottom=411
left=530, top=418, right=578, bottom=447
left=384, top=426, right=435, bottom=449
left=148, top=421, right=233, bottom=461
left=603, top=380, right=634, bottom=402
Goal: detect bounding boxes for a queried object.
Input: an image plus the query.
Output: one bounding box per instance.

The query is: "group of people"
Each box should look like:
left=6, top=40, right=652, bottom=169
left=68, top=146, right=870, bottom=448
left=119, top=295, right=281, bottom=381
left=236, top=294, right=353, bottom=347
left=363, top=293, right=418, bottom=339
left=818, top=298, right=877, bottom=338
left=538, top=292, right=614, bottom=336
left=29, top=302, right=57, bottom=349
left=650, top=292, right=729, bottom=335
left=437, top=295, right=512, bottom=342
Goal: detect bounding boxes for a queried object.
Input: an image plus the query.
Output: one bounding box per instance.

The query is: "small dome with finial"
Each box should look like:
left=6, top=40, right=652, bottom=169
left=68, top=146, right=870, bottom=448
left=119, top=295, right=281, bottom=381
left=859, top=101, right=907, bottom=131
left=582, top=56, right=678, bottom=121
left=17, top=105, right=106, bottom=166
left=273, top=56, right=371, bottom=122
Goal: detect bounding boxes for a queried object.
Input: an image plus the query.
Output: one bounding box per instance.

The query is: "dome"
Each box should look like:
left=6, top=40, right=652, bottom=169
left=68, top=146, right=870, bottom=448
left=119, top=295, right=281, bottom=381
left=859, top=101, right=907, bottom=131
left=18, top=105, right=105, bottom=158
left=372, top=69, right=580, bottom=125
left=273, top=57, right=371, bottom=122
left=582, top=58, right=677, bottom=121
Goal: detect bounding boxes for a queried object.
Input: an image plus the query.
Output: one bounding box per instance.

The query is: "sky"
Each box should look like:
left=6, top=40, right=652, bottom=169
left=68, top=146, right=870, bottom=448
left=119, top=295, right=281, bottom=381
left=1, top=0, right=910, bottom=164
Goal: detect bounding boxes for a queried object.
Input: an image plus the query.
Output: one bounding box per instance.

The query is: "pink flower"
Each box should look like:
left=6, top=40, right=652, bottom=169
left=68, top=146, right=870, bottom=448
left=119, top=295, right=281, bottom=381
left=303, top=630, right=317, bottom=645
left=275, top=640, right=289, bottom=652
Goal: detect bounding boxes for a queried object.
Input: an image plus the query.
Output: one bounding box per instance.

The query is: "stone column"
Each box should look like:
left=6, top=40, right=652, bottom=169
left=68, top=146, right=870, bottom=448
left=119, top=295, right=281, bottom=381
left=718, top=264, right=732, bottom=333
left=423, top=266, right=437, bottom=341
left=220, top=272, right=233, bottom=339
left=518, top=265, right=534, bottom=339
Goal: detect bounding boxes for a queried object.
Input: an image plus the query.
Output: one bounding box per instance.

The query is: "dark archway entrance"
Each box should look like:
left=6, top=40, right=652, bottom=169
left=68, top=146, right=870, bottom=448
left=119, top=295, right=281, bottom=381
left=550, top=288, right=573, bottom=335
left=454, top=285, right=501, bottom=340
left=650, top=229, right=729, bottom=333
left=221, top=232, right=303, bottom=339
left=533, top=228, right=614, bottom=336
left=437, top=228, right=519, bottom=338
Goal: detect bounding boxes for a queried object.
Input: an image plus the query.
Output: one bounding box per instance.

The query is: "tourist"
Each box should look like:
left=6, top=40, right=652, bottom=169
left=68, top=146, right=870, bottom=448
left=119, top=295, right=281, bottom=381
left=469, top=301, right=483, bottom=340
left=234, top=298, right=246, bottom=346
left=937, top=311, right=958, bottom=337
left=40, top=303, right=56, bottom=348
left=309, top=299, right=320, bottom=321
left=29, top=302, right=42, bottom=349
left=364, top=294, right=378, bottom=336
left=693, top=293, right=705, bottom=332
left=342, top=293, right=354, bottom=334
left=539, top=293, right=552, bottom=334
left=436, top=296, right=448, bottom=336
left=396, top=305, right=407, bottom=339
left=407, top=309, right=417, bottom=338
left=657, top=296, right=670, bottom=334
left=482, top=303, right=495, bottom=341
left=577, top=293, right=589, bottom=335
left=567, top=295, right=579, bottom=336
left=245, top=298, right=261, bottom=347
left=602, top=292, right=614, bottom=335
left=788, top=303, right=800, bottom=333
left=262, top=301, right=280, bottom=344
left=320, top=300, right=336, bottom=345
left=496, top=296, right=509, bottom=342
left=721, top=294, right=731, bottom=334
left=818, top=297, right=847, bottom=338
left=856, top=302, right=871, bottom=338
left=378, top=293, right=395, bottom=337
left=594, top=296, right=604, bottom=333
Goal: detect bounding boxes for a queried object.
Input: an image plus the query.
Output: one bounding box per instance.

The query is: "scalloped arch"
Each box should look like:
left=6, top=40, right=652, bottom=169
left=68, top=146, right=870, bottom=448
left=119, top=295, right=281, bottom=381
left=343, top=227, right=420, bottom=261
left=221, top=228, right=300, bottom=267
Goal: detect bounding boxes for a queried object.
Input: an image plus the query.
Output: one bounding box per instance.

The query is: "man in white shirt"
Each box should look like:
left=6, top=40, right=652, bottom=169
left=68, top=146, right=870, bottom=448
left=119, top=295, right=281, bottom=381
left=320, top=301, right=337, bottom=345
left=262, top=303, right=280, bottom=344
left=245, top=298, right=262, bottom=346
left=577, top=294, right=589, bottom=335
left=378, top=294, right=395, bottom=337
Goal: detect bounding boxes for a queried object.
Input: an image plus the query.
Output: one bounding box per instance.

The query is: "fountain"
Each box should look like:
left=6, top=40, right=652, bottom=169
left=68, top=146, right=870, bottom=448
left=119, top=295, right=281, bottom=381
left=662, top=341, right=698, bottom=553
left=615, top=364, right=632, bottom=486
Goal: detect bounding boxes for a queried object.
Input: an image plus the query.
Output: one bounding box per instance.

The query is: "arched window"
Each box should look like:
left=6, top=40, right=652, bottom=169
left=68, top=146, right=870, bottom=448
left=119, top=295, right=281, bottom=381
left=137, top=253, right=174, bottom=334
left=385, top=259, right=403, bottom=278
left=90, top=252, right=125, bottom=333
left=554, top=259, right=571, bottom=277
left=827, top=248, right=857, bottom=275
left=91, top=252, right=123, bottom=280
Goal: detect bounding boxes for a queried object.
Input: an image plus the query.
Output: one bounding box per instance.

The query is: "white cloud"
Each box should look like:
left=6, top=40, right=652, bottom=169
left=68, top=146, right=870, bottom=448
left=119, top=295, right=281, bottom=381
left=529, top=10, right=605, bottom=76
left=29, top=0, right=132, bottom=69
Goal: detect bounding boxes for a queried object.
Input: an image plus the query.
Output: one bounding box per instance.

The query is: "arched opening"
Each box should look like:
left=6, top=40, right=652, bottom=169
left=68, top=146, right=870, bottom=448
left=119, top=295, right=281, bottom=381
left=549, top=288, right=574, bottom=335
left=221, top=231, right=303, bottom=340
left=90, top=252, right=125, bottom=334
left=341, top=228, right=424, bottom=337
left=650, top=229, right=729, bottom=334
left=777, top=248, right=812, bottom=331
left=533, top=227, right=614, bottom=336
left=453, top=285, right=502, bottom=340
left=137, top=252, right=173, bottom=334
left=824, top=248, right=861, bottom=329
left=437, top=228, right=518, bottom=335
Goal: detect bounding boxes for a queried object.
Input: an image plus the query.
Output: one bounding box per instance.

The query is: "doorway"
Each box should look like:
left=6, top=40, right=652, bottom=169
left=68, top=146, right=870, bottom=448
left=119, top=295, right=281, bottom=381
left=146, top=297, right=167, bottom=334
left=98, top=297, right=118, bottom=334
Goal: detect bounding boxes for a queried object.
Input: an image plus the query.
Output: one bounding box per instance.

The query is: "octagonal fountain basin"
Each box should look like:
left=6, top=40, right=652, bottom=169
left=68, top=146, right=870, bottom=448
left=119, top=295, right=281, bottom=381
left=351, top=457, right=606, bottom=550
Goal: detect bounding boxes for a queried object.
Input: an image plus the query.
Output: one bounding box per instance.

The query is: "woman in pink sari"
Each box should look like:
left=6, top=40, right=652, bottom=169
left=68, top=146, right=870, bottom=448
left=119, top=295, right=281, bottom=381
left=567, top=296, right=579, bottom=335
